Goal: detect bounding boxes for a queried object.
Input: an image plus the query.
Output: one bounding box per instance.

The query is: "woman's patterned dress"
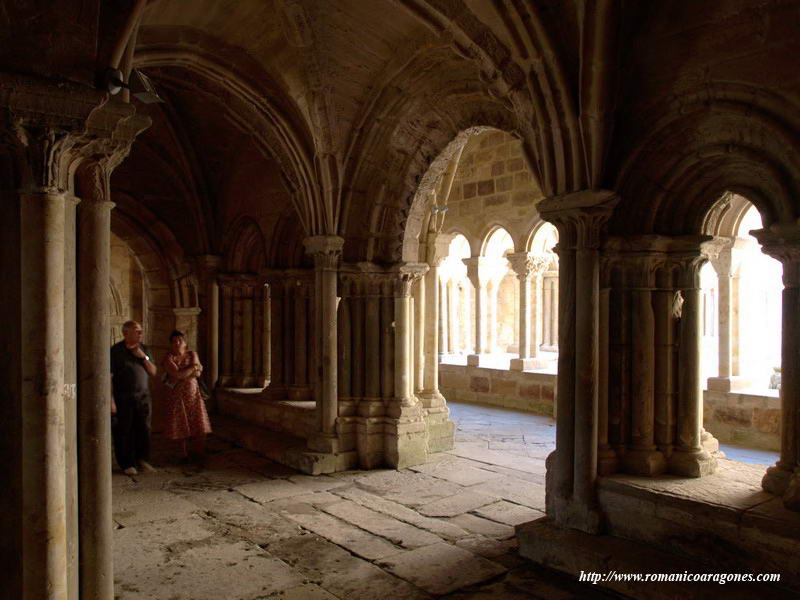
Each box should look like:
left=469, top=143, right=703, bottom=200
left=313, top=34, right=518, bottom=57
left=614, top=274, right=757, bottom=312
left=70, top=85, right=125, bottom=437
left=162, top=351, right=212, bottom=440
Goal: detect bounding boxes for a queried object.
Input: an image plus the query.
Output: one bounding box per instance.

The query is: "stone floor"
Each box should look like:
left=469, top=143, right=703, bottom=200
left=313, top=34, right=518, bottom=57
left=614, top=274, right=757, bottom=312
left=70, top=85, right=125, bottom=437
left=113, top=402, right=615, bottom=599
left=113, top=401, right=779, bottom=599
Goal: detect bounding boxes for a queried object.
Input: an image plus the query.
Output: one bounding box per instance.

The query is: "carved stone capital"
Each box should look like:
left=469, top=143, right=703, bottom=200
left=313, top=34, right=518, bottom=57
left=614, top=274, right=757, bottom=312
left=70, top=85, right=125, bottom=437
left=391, top=263, right=428, bottom=297
left=304, top=235, right=344, bottom=270
left=752, top=224, right=800, bottom=288
left=1, top=79, right=150, bottom=194
left=537, top=189, right=618, bottom=250
left=462, top=256, right=503, bottom=288
left=426, top=232, right=456, bottom=267
left=507, top=252, right=550, bottom=281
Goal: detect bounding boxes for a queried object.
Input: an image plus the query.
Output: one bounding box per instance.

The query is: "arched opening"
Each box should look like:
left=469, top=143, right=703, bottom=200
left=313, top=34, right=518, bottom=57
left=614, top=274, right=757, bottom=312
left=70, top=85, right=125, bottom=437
left=482, top=227, right=516, bottom=362
left=702, top=196, right=783, bottom=456
left=439, top=233, right=473, bottom=359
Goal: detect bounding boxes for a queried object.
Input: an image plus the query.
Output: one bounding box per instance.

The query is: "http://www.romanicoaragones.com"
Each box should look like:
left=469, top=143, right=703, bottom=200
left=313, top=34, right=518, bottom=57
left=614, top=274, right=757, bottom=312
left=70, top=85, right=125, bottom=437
left=579, top=570, right=781, bottom=585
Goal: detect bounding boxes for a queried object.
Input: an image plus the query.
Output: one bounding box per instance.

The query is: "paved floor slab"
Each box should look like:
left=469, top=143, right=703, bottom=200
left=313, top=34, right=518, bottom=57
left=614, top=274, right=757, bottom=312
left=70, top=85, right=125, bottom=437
left=378, top=542, right=507, bottom=595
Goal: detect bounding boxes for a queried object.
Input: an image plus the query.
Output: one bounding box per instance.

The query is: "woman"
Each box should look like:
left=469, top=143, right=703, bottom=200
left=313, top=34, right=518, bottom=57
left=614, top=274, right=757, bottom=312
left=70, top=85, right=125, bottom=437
left=162, top=330, right=212, bottom=460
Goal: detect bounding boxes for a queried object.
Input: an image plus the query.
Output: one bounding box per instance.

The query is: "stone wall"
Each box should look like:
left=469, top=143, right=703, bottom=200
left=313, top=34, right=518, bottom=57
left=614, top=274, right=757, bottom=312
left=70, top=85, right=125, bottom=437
left=704, top=389, right=781, bottom=451
left=439, top=363, right=555, bottom=416
left=443, top=130, right=544, bottom=253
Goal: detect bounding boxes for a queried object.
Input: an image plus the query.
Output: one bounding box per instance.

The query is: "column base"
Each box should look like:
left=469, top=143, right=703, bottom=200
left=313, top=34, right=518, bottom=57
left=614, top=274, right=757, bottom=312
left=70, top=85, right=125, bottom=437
left=598, top=447, right=619, bottom=475
left=509, top=357, right=551, bottom=371
left=417, top=389, right=446, bottom=409
left=783, top=468, right=800, bottom=511
left=307, top=432, right=340, bottom=454
left=548, top=496, right=604, bottom=535
left=706, top=376, right=752, bottom=392
left=762, top=462, right=794, bottom=496
left=384, top=400, right=428, bottom=469
left=701, top=429, right=724, bottom=456
left=355, top=417, right=385, bottom=469
left=622, top=448, right=667, bottom=476
left=668, top=447, right=717, bottom=477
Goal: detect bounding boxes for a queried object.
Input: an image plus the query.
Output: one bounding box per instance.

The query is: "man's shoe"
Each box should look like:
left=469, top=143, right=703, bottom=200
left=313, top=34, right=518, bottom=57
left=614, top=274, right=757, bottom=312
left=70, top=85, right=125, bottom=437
left=123, top=466, right=138, bottom=476
left=138, top=461, right=157, bottom=473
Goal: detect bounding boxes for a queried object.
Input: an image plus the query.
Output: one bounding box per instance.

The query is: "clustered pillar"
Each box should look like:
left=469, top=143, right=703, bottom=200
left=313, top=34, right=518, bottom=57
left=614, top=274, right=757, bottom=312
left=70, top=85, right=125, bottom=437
left=303, top=236, right=344, bottom=451
left=217, top=274, right=273, bottom=390
left=0, top=87, right=148, bottom=600
left=539, top=190, right=617, bottom=534
left=603, top=236, right=723, bottom=480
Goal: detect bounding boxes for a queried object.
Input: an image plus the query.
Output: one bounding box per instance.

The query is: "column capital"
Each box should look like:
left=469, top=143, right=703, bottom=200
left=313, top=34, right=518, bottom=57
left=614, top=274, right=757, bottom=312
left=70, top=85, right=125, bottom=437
left=304, top=235, right=344, bottom=269
left=8, top=96, right=149, bottom=194
left=507, top=251, right=550, bottom=281
left=751, top=224, right=800, bottom=288
left=537, top=189, right=618, bottom=250
left=462, top=256, right=503, bottom=287
left=426, top=232, right=456, bottom=267
left=391, top=263, right=428, bottom=297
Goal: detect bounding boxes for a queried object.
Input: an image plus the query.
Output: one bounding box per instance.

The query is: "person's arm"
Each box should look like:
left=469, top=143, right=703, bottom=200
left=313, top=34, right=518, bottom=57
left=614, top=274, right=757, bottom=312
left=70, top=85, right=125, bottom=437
left=190, top=351, right=203, bottom=378
left=130, top=344, right=157, bottom=377
left=164, top=353, right=199, bottom=380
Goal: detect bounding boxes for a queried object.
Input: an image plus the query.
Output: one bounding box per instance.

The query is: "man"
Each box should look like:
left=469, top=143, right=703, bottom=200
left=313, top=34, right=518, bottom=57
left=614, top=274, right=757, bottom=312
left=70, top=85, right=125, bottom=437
left=111, top=320, right=158, bottom=476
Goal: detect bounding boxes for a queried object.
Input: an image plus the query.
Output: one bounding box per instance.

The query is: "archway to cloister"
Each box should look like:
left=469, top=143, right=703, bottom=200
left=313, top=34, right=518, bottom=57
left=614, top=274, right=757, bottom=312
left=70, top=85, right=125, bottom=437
left=700, top=193, right=783, bottom=459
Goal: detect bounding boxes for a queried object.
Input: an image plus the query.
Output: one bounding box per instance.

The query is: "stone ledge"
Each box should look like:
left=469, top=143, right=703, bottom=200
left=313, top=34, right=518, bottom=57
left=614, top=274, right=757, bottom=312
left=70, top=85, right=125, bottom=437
left=595, top=460, right=800, bottom=590
left=516, top=517, right=790, bottom=599
left=213, top=415, right=357, bottom=475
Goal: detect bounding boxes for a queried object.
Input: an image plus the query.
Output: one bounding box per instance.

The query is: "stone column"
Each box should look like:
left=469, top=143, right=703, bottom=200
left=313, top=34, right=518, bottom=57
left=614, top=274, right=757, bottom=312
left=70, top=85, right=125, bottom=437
left=538, top=190, right=617, bottom=534
left=16, top=125, right=74, bottom=600
left=261, top=284, right=272, bottom=386
left=20, top=186, right=69, bottom=600
left=508, top=252, right=550, bottom=371
left=197, top=256, right=222, bottom=389
left=304, top=236, right=344, bottom=451
left=623, top=257, right=666, bottom=475
left=413, top=276, right=425, bottom=394
left=464, top=257, right=490, bottom=366
left=668, top=240, right=719, bottom=478
left=707, top=240, right=750, bottom=391
left=293, top=282, right=308, bottom=390
left=421, top=235, right=456, bottom=452
left=219, top=282, right=233, bottom=386
left=438, top=277, right=449, bottom=357
left=421, top=233, right=453, bottom=405
left=385, top=264, right=429, bottom=468
left=364, top=281, right=381, bottom=399
left=75, top=161, right=116, bottom=600
left=754, top=229, right=800, bottom=509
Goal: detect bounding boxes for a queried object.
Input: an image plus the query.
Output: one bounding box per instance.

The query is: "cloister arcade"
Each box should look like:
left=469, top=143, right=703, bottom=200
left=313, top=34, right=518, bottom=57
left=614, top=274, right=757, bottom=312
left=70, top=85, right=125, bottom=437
left=5, top=2, right=800, bottom=598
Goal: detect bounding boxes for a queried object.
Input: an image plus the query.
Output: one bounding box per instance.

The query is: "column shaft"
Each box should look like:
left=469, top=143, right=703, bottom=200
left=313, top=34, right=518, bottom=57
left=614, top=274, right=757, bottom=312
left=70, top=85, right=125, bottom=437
left=438, top=278, right=448, bottom=355
left=423, top=265, right=440, bottom=394
left=518, top=275, right=531, bottom=358
left=208, top=280, right=220, bottom=387
left=573, top=248, right=599, bottom=505
left=414, top=280, right=424, bottom=393
left=294, top=287, right=307, bottom=385
left=77, top=190, right=115, bottom=600
left=320, top=266, right=338, bottom=434
left=365, top=295, right=381, bottom=397
left=21, top=192, right=68, bottom=600
left=395, top=292, right=412, bottom=401
left=554, top=248, right=576, bottom=499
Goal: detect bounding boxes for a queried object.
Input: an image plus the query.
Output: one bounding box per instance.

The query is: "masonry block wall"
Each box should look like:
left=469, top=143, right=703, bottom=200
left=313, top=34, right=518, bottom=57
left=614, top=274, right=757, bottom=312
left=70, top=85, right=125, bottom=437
left=439, top=364, right=556, bottom=416
left=444, top=130, right=544, bottom=251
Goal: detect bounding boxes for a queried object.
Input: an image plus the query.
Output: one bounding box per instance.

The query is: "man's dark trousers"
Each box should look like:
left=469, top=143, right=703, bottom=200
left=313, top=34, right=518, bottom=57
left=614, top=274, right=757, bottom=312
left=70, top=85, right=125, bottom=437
left=112, top=394, right=151, bottom=470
